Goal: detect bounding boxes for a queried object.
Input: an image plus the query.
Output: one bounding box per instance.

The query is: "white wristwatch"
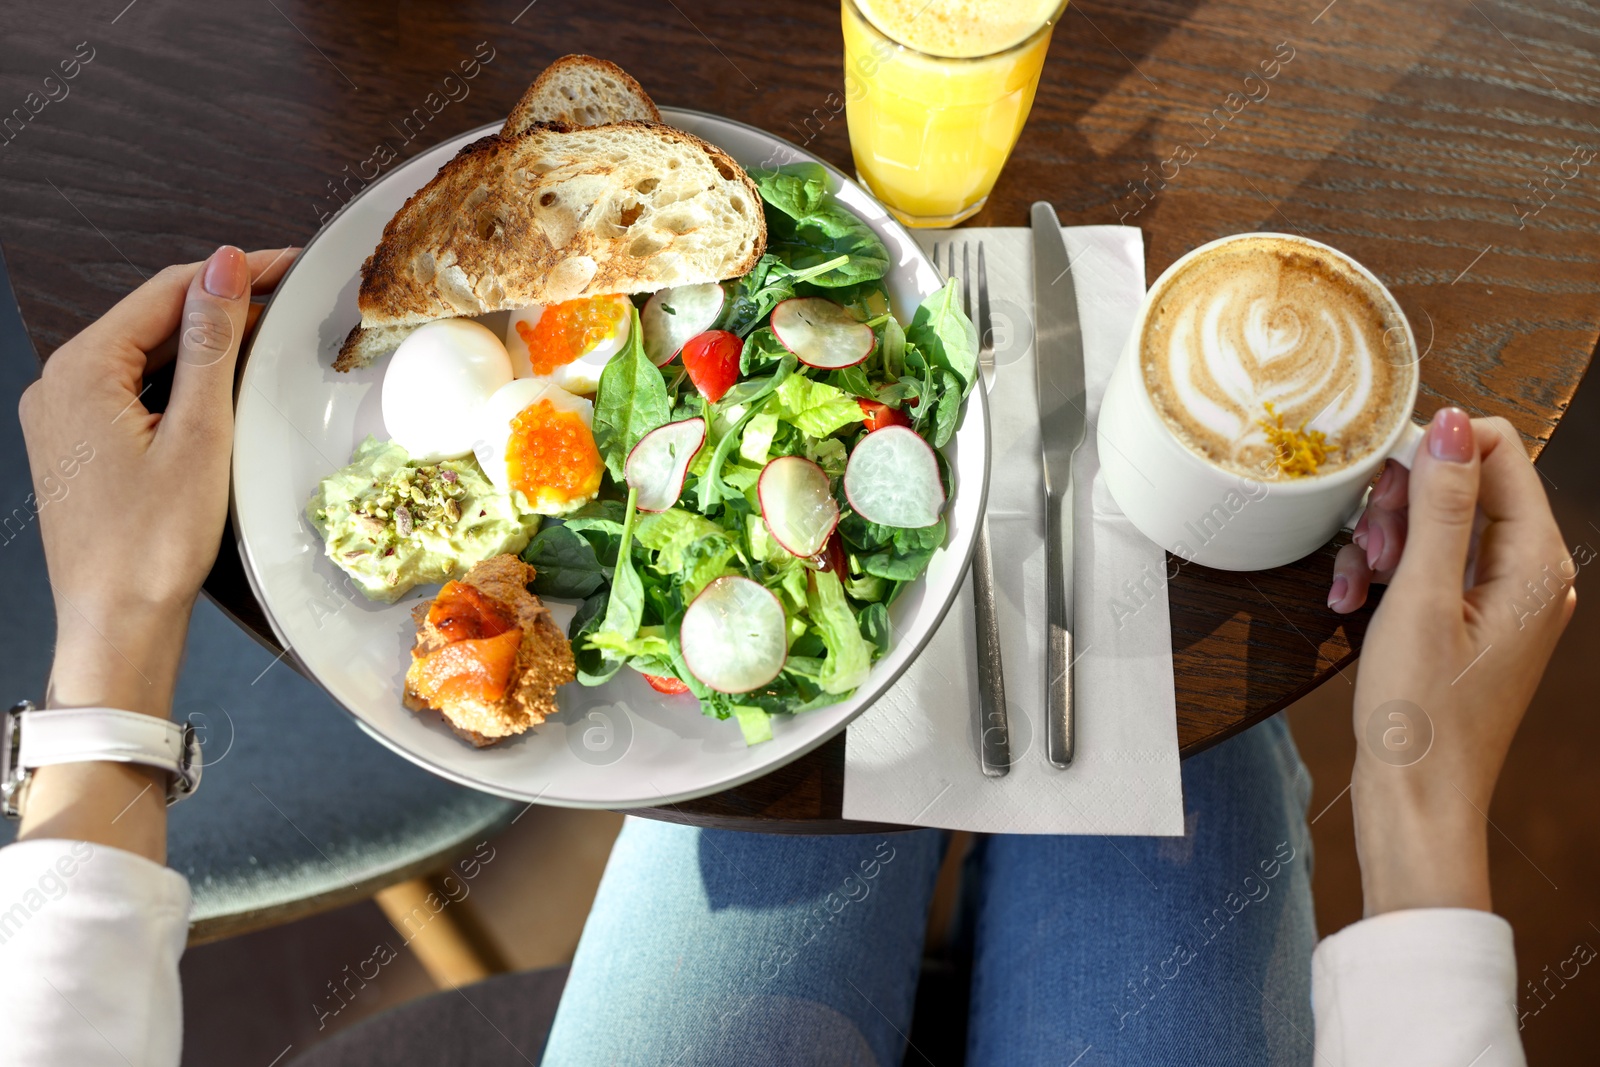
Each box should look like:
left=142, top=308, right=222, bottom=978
left=2, top=701, right=203, bottom=820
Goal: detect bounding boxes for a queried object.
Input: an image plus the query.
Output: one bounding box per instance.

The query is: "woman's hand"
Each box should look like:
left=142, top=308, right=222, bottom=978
left=16, top=246, right=296, bottom=858
left=1333, top=407, right=1575, bottom=916
left=19, top=246, right=297, bottom=717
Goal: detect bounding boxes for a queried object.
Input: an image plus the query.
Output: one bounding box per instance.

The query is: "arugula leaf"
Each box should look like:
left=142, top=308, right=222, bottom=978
left=825, top=365, right=877, bottom=401
left=521, top=525, right=611, bottom=599
left=579, top=488, right=644, bottom=685
left=807, top=569, right=873, bottom=695
left=740, top=328, right=789, bottom=376
left=720, top=253, right=850, bottom=338
left=696, top=357, right=796, bottom=513
left=771, top=374, right=864, bottom=438
left=592, top=307, right=672, bottom=482
left=907, top=279, right=978, bottom=396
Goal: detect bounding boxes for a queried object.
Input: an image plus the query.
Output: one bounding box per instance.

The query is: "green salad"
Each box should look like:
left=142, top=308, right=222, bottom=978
left=521, top=163, right=977, bottom=744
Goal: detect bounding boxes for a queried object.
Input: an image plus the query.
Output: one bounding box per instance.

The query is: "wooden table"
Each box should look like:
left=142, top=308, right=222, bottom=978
left=3, top=0, right=1594, bottom=832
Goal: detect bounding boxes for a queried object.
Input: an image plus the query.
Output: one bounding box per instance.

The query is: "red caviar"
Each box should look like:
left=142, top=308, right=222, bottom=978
left=514, top=295, right=630, bottom=377
left=505, top=399, right=604, bottom=504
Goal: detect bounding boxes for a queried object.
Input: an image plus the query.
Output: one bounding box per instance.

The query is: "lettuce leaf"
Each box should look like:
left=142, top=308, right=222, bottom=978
left=772, top=375, right=864, bottom=438
left=807, top=568, right=872, bottom=695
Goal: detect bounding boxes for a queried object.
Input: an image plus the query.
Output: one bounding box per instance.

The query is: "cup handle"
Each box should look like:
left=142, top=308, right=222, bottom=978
left=1341, top=420, right=1427, bottom=529
left=1387, top=420, right=1426, bottom=470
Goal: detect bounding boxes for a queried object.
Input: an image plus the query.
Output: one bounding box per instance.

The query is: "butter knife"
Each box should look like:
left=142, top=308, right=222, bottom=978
left=1030, top=202, right=1087, bottom=769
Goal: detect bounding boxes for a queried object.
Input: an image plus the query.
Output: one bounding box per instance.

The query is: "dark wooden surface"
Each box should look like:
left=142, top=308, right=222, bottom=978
left=3, top=0, right=1595, bottom=832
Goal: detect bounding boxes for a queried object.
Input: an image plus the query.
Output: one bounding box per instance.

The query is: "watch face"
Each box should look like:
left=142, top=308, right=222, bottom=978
left=2, top=702, right=28, bottom=820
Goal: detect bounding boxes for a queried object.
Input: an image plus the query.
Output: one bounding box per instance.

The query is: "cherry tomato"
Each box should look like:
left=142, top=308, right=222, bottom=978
left=642, top=672, right=691, bottom=695
left=857, top=398, right=911, bottom=432
left=680, top=330, right=743, bottom=404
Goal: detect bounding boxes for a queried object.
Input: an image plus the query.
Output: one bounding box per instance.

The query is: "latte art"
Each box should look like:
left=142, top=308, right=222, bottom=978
left=1141, top=236, right=1414, bottom=479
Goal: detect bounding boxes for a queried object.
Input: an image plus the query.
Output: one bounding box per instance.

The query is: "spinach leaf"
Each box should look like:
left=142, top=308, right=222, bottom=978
left=860, top=543, right=938, bottom=582
left=812, top=279, right=891, bottom=322
left=752, top=164, right=891, bottom=289
left=930, top=369, right=964, bottom=449
left=907, top=279, right=978, bottom=396
left=569, top=589, right=611, bottom=680
left=767, top=212, right=889, bottom=288
left=858, top=602, right=891, bottom=655
left=879, top=315, right=906, bottom=380
left=849, top=517, right=947, bottom=584
left=522, top=525, right=611, bottom=599
left=749, top=163, right=829, bottom=219
left=592, top=307, right=672, bottom=482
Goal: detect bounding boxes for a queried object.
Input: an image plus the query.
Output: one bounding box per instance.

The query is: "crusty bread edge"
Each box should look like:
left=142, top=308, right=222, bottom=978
left=503, top=54, right=662, bottom=135
left=342, top=119, right=766, bottom=364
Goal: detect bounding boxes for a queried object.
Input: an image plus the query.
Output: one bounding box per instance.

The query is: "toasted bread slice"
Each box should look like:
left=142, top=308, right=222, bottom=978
left=403, top=554, right=575, bottom=747
left=335, top=322, right=419, bottom=372
left=503, top=54, right=660, bottom=134
left=335, top=122, right=764, bottom=371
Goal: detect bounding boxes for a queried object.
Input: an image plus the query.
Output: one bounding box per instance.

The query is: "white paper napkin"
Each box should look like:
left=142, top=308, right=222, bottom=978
left=842, top=226, right=1184, bottom=836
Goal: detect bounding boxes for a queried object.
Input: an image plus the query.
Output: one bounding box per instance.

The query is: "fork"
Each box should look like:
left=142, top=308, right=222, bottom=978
left=934, top=240, right=1011, bottom=778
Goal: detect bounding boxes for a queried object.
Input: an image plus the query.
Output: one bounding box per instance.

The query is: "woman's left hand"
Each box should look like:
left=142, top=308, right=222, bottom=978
left=19, top=245, right=298, bottom=716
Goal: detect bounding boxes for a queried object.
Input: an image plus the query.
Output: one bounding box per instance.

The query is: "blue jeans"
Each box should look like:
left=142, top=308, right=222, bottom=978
left=541, top=717, right=1316, bottom=1066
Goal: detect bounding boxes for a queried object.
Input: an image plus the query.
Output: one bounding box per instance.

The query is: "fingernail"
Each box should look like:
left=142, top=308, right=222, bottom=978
left=1328, top=575, right=1349, bottom=609
left=1427, top=407, right=1473, bottom=463
left=1352, top=512, right=1369, bottom=550
left=1365, top=522, right=1385, bottom=570
left=203, top=245, right=247, bottom=299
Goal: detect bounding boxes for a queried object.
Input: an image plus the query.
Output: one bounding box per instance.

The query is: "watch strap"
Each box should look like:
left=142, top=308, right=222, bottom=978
left=13, top=707, right=201, bottom=809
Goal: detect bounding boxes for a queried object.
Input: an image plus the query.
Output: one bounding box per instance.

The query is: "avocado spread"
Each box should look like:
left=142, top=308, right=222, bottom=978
left=308, top=437, right=539, bottom=602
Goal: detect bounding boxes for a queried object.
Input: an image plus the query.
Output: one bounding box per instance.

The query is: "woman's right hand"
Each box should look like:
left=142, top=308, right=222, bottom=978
left=1336, top=407, right=1575, bottom=916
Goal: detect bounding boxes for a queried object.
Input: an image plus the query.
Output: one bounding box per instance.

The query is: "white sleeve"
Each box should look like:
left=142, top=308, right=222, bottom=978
left=0, top=839, right=190, bottom=1067
left=1313, top=908, right=1525, bottom=1067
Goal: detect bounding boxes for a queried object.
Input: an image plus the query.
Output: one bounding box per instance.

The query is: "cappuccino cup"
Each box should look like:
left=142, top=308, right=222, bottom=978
left=1099, top=233, right=1423, bottom=571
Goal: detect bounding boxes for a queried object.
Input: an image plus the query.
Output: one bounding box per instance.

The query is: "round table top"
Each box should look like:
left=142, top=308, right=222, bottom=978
left=3, top=0, right=1594, bottom=833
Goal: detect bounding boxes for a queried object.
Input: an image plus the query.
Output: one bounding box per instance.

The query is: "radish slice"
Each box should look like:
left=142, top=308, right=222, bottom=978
left=771, top=298, right=874, bottom=370
left=642, top=284, right=725, bottom=367
left=844, top=425, right=945, bottom=528
left=680, top=576, right=788, bottom=693
left=625, top=418, right=706, bottom=512
left=758, top=456, right=839, bottom=557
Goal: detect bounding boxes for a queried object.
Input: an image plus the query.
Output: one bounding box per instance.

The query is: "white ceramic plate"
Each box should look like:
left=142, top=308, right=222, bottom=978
left=232, top=109, right=988, bottom=808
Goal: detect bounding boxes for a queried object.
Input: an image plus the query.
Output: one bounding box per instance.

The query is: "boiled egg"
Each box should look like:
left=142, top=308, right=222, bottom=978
left=382, top=319, right=513, bottom=463
left=504, top=293, right=632, bottom=393
left=473, top=378, right=604, bottom=516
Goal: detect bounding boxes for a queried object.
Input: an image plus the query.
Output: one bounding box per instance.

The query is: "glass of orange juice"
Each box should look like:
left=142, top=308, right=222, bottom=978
left=842, top=0, right=1070, bottom=227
